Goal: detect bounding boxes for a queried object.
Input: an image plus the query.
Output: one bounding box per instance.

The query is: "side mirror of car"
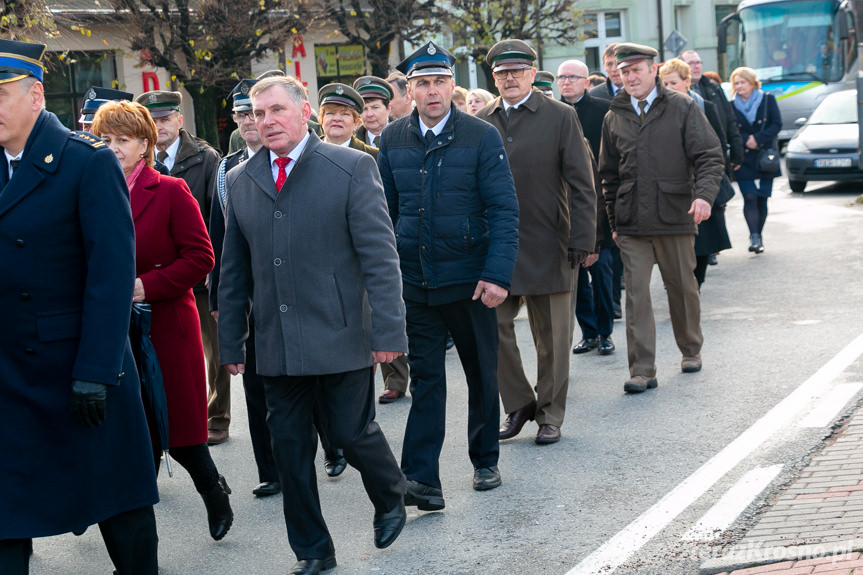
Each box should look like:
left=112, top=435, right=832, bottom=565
left=795, top=117, right=807, bottom=127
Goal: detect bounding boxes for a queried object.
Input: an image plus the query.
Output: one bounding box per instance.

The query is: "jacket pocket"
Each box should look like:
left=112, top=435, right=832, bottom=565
left=614, top=181, right=635, bottom=226
left=328, top=275, right=348, bottom=329
left=657, top=180, right=694, bottom=225
left=37, top=309, right=83, bottom=342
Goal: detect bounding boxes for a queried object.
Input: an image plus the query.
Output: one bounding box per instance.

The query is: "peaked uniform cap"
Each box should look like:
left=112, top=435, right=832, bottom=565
left=353, top=76, right=394, bottom=103
left=228, top=79, right=257, bottom=111
left=136, top=90, right=182, bottom=118
left=79, top=86, right=135, bottom=124
left=396, top=42, right=456, bottom=79
left=318, top=83, right=364, bottom=114
left=614, top=43, right=658, bottom=69
left=0, top=39, right=46, bottom=84
left=533, top=71, right=555, bottom=88
left=486, top=39, right=537, bottom=72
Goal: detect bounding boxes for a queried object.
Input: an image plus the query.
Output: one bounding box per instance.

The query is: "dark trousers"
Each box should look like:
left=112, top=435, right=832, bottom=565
left=242, top=329, right=278, bottom=482
left=0, top=506, right=158, bottom=575
left=401, top=297, right=500, bottom=490
left=575, top=248, right=614, bottom=339
left=154, top=443, right=219, bottom=493
left=262, top=368, right=404, bottom=560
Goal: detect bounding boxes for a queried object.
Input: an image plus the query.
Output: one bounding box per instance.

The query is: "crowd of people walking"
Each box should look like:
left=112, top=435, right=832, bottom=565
left=0, top=32, right=781, bottom=575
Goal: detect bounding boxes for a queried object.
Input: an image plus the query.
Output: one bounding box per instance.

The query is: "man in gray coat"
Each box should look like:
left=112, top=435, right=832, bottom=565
left=217, top=75, right=408, bottom=575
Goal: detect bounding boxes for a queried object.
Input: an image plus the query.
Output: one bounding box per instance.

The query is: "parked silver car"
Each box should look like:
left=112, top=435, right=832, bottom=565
left=785, top=89, right=862, bottom=193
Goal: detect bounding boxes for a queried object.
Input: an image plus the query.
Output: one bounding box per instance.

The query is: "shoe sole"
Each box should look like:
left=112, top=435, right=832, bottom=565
left=598, top=348, right=615, bottom=356
left=623, top=379, right=658, bottom=393
left=681, top=365, right=702, bottom=373
left=378, top=395, right=404, bottom=404
left=534, top=436, right=560, bottom=445
left=473, top=479, right=502, bottom=491
left=572, top=347, right=597, bottom=354
left=404, top=491, right=445, bottom=511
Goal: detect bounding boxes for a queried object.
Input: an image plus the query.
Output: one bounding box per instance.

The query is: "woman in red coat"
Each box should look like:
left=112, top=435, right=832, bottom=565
left=92, top=101, right=233, bottom=541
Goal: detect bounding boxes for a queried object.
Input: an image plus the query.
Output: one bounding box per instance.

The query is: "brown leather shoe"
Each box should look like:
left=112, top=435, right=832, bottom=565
left=499, top=401, right=536, bottom=440
left=535, top=424, right=560, bottom=445
left=681, top=354, right=702, bottom=373
left=207, top=429, right=229, bottom=445
left=378, top=389, right=405, bottom=404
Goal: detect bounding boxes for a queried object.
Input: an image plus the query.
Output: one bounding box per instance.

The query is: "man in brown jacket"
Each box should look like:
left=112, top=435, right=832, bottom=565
left=475, top=39, right=596, bottom=445
left=598, top=43, right=725, bottom=393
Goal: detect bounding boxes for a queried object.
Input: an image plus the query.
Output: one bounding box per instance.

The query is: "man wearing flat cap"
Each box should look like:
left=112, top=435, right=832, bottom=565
left=475, top=38, right=596, bottom=446
left=0, top=38, right=159, bottom=575
left=137, top=89, right=227, bottom=444
left=353, top=76, right=393, bottom=148
left=599, top=42, right=724, bottom=394
left=378, top=40, right=519, bottom=509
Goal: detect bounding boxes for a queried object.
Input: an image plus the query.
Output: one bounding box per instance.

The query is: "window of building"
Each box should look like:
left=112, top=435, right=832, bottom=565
left=583, top=11, right=625, bottom=72
left=43, top=51, right=119, bottom=130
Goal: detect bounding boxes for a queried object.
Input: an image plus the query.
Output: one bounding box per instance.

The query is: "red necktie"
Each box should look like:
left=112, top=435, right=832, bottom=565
left=275, top=157, right=291, bottom=192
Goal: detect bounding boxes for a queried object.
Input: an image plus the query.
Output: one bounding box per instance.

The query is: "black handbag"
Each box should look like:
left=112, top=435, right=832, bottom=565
left=714, top=173, right=735, bottom=207
left=755, top=96, right=780, bottom=173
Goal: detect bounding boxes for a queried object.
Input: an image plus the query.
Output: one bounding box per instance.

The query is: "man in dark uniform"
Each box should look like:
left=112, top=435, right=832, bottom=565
left=208, top=78, right=282, bottom=497
left=377, top=42, right=520, bottom=509
left=353, top=76, right=393, bottom=147
left=136, top=89, right=228, bottom=445
left=557, top=59, right=616, bottom=357
left=0, top=39, right=159, bottom=575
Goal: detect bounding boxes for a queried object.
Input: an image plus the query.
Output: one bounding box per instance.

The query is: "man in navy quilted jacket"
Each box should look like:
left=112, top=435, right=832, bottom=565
left=377, top=41, right=519, bottom=511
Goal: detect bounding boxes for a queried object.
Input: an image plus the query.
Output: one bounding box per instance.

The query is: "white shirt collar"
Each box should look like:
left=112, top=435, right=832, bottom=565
left=246, top=146, right=258, bottom=159
left=503, top=92, right=533, bottom=113
left=5, top=149, right=22, bottom=179
left=338, top=138, right=352, bottom=147
left=269, top=130, right=311, bottom=184
left=419, top=109, right=452, bottom=138
left=631, top=86, right=659, bottom=116
left=161, top=136, right=181, bottom=171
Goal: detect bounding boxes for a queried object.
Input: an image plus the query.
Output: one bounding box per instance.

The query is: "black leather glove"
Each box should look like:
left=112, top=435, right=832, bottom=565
left=71, top=380, right=108, bottom=428
left=567, top=248, right=589, bottom=269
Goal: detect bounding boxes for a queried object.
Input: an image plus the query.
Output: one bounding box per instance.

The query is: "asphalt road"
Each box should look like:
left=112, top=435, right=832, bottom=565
left=29, top=176, right=863, bottom=575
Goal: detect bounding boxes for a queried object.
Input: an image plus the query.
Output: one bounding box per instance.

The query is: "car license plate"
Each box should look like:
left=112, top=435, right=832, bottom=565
left=814, top=157, right=853, bottom=168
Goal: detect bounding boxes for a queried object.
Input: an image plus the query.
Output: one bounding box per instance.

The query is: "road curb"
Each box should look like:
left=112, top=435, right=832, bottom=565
left=700, top=539, right=863, bottom=573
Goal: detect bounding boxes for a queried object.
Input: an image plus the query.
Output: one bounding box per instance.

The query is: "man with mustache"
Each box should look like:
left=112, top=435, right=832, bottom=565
left=475, top=39, right=597, bottom=446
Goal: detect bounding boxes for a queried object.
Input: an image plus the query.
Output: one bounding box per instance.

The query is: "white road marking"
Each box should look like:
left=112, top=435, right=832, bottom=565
left=565, top=331, right=863, bottom=575
left=798, top=383, right=863, bottom=428
left=681, top=465, right=783, bottom=542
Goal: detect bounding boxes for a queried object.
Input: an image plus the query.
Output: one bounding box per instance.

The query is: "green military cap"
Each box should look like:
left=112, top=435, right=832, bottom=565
left=0, top=39, right=46, bottom=84
left=533, top=71, right=555, bottom=89
left=318, top=83, right=364, bottom=114
left=136, top=90, right=182, bottom=118
left=353, top=76, right=394, bottom=104
left=486, top=39, right=537, bottom=72
left=614, top=43, right=658, bottom=69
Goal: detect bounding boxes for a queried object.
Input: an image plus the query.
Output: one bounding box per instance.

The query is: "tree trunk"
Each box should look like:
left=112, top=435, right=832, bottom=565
left=367, top=41, right=391, bottom=78
left=189, top=84, right=223, bottom=151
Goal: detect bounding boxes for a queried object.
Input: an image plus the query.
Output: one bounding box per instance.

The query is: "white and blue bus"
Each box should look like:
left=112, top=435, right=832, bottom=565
left=718, top=0, right=861, bottom=141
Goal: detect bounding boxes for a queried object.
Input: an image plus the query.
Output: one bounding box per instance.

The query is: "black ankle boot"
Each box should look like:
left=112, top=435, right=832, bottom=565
left=754, top=233, right=764, bottom=254
left=748, top=234, right=759, bottom=253
left=201, top=474, right=233, bottom=540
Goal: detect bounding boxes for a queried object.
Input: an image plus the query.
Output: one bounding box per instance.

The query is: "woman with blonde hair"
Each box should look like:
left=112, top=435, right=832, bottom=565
left=91, top=100, right=233, bottom=541
left=467, top=88, right=495, bottom=115
left=730, top=66, right=781, bottom=253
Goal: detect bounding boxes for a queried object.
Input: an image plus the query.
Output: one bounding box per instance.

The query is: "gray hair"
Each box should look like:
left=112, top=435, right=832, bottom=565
left=250, top=76, right=308, bottom=108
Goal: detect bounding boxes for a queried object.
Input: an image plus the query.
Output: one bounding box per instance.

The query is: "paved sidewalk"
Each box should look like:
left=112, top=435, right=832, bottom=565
left=701, top=410, right=863, bottom=574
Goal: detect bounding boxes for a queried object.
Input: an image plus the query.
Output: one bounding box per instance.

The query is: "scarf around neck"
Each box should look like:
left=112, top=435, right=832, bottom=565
left=733, top=88, right=764, bottom=125
left=126, top=158, right=147, bottom=191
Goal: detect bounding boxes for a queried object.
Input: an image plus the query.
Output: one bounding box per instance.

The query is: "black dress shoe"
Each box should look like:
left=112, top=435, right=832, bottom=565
left=572, top=337, right=599, bottom=354
left=598, top=335, right=615, bottom=355
left=289, top=556, right=337, bottom=575
left=201, top=474, right=233, bottom=540
left=613, top=304, right=622, bottom=320
left=252, top=481, right=281, bottom=497
left=404, top=479, right=445, bottom=511
left=373, top=502, right=406, bottom=549
left=708, top=253, right=718, bottom=266
left=445, top=333, right=455, bottom=350
left=324, top=449, right=347, bottom=477
left=499, top=401, right=536, bottom=440
left=473, top=466, right=501, bottom=491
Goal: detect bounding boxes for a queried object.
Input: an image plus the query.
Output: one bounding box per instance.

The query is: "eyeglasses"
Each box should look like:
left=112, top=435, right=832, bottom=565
left=233, top=111, right=254, bottom=121
left=493, top=68, right=530, bottom=80
left=557, top=74, right=587, bottom=83
left=686, top=60, right=702, bottom=66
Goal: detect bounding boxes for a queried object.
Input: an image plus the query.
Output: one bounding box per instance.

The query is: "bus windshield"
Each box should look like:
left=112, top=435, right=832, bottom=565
left=739, top=0, right=843, bottom=83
